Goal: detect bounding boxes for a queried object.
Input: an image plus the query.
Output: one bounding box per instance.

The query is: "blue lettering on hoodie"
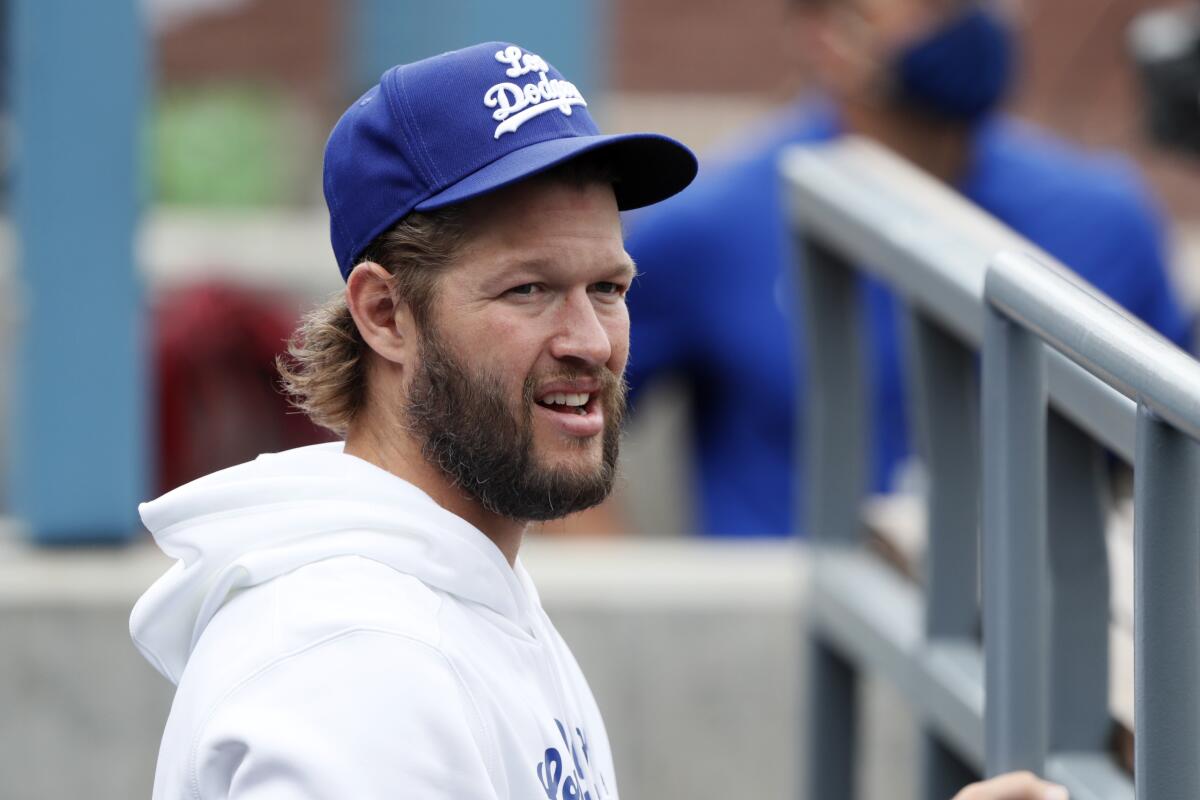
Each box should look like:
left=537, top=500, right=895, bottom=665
left=535, top=719, right=608, bottom=799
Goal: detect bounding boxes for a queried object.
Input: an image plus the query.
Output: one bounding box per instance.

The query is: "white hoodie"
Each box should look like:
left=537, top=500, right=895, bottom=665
left=131, top=442, right=618, bottom=800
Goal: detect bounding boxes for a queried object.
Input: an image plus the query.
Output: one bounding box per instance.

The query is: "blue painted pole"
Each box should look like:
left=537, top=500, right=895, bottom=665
left=8, top=0, right=147, bottom=543
left=351, top=0, right=602, bottom=98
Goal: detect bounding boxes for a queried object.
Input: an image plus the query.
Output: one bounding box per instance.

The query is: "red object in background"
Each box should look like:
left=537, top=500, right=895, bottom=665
left=155, top=282, right=333, bottom=494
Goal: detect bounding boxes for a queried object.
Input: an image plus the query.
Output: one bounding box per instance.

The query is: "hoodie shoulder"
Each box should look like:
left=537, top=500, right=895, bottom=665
left=179, top=628, right=500, bottom=800
left=259, top=555, right=445, bottom=655
left=274, top=555, right=444, bottom=645
left=131, top=443, right=527, bottom=686
left=183, top=556, right=445, bottom=693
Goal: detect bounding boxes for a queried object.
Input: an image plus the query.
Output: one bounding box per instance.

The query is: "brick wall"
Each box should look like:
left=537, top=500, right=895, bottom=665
left=155, top=0, right=1200, bottom=216
left=1006, top=0, right=1200, bottom=217
left=608, top=0, right=1200, bottom=215
left=610, top=0, right=799, bottom=95
left=157, top=0, right=342, bottom=118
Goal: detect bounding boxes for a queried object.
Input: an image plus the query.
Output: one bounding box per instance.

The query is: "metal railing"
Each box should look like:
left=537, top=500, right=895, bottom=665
left=985, top=251, right=1200, bottom=798
left=782, top=137, right=1200, bottom=799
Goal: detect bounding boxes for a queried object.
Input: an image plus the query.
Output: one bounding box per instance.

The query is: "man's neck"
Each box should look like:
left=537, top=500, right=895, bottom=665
left=840, top=98, right=974, bottom=185
left=344, top=419, right=526, bottom=567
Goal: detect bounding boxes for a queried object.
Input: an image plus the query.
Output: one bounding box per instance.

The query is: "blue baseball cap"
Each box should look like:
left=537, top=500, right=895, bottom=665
left=323, top=42, right=699, bottom=279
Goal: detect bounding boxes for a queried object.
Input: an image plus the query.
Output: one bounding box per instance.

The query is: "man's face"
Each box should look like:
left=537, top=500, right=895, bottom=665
left=802, top=0, right=1018, bottom=103
left=403, top=178, right=632, bottom=521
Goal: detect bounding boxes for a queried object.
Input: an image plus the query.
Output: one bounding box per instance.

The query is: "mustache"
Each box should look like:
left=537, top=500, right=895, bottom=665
left=522, top=366, right=627, bottom=406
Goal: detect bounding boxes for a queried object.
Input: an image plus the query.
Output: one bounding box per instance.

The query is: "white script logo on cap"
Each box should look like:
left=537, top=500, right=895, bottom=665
left=484, top=46, right=587, bottom=139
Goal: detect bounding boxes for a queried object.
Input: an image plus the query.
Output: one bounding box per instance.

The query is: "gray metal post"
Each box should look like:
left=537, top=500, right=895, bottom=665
left=805, top=640, right=857, bottom=800
left=922, top=738, right=978, bottom=800
left=1134, top=405, right=1200, bottom=800
left=981, top=305, right=1048, bottom=777
left=796, top=237, right=867, bottom=544
left=1046, top=410, right=1111, bottom=754
left=907, top=312, right=980, bottom=637
left=795, top=235, right=864, bottom=800
left=907, top=311, right=982, bottom=799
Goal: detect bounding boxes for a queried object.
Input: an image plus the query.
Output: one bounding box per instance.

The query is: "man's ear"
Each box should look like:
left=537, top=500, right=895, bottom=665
left=345, top=261, right=416, bottom=366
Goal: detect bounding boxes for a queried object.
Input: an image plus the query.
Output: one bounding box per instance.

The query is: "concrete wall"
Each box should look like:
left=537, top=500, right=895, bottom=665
left=0, top=536, right=916, bottom=799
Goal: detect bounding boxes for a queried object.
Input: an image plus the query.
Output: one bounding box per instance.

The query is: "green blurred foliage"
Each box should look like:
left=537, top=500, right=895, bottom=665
left=154, top=85, right=298, bottom=207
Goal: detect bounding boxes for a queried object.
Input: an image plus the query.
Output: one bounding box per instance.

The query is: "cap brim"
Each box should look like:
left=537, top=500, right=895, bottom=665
left=413, top=132, right=698, bottom=213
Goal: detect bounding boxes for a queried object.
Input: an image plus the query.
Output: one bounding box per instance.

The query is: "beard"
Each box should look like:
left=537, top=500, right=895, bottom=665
left=403, top=326, right=625, bottom=522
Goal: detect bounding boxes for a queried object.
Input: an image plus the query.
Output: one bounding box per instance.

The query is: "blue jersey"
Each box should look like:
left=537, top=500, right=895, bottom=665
left=623, top=101, right=1192, bottom=537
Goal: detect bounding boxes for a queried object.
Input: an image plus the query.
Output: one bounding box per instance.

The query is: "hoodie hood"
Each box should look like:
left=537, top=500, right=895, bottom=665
left=130, top=442, right=534, bottom=685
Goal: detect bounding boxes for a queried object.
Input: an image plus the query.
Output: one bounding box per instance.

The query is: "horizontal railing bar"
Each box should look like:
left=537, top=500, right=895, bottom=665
left=1046, top=754, right=1135, bottom=800
left=781, top=142, right=1136, bottom=461
left=988, top=251, right=1200, bottom=443
left=810, top=546, right=985, bottom=766
left=781, top=143, right=988, bottom=344
left=810, top=546, right=1134, bottom=799
left=1045, top=351, right=1137, bottom=462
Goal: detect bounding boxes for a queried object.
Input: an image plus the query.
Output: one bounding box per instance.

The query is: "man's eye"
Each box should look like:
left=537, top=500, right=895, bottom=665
left=507, top=284, right=539, bottom=296
left=592, top=281, right=625, bottom=296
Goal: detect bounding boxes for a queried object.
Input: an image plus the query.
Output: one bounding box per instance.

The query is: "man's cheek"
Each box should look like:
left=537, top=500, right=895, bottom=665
left=608, top=320, right=631, bottom=372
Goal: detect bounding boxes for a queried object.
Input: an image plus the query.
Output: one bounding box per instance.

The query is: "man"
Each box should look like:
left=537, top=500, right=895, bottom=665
left=129, top=41, right=1064, bottom=799
left=621, top=0, right=1192, bottom=536
left=130, top=41, right=694, bottom=799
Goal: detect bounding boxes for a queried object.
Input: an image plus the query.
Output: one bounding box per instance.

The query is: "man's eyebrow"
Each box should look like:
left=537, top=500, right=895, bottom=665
left=489, top=256, right=639, bottom=278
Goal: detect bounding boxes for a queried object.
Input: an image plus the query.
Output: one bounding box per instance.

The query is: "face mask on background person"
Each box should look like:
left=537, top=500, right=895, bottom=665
left=890, top=3, right=1015, bottom=123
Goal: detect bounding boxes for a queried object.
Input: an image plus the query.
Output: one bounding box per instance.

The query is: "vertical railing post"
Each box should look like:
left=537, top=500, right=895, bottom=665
left=981, top=305, right=1048, bottom=777
left=1046, top=410, right=1111, bottom=754
left=796, top=235, right=866, bottom=800
left=805, top=643, right=857, bottom=800
left=797, top=237, right=867, bottom=546
left=906, top=312, right=981, bottom=798
left=1134, top=405, right=1200, bottom=800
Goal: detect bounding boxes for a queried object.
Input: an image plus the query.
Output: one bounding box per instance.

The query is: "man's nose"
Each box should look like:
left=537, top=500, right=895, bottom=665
left=548, top=290, right=613, bottom=366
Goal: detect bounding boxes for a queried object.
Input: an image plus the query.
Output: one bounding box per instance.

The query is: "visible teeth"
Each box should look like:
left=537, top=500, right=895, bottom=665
left=542, top=392, right=590, bottom=407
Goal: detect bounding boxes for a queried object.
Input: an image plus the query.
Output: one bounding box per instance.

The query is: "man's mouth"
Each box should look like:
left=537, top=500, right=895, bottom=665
left=536, top=392, right=592, bottom=416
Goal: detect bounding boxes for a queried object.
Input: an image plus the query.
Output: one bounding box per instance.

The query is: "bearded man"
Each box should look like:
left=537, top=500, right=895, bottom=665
left=130, top=41, right=694, bottom=799
left=129, top=41, right=1066, bottom=800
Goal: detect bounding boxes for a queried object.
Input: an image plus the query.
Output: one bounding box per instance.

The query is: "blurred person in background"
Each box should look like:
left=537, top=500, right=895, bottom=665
left=616, top=0, right=1192, bottom=537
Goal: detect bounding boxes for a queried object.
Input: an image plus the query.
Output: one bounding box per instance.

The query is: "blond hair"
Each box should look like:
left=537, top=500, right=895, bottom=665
left=276, top=207, right=466, bottom=436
